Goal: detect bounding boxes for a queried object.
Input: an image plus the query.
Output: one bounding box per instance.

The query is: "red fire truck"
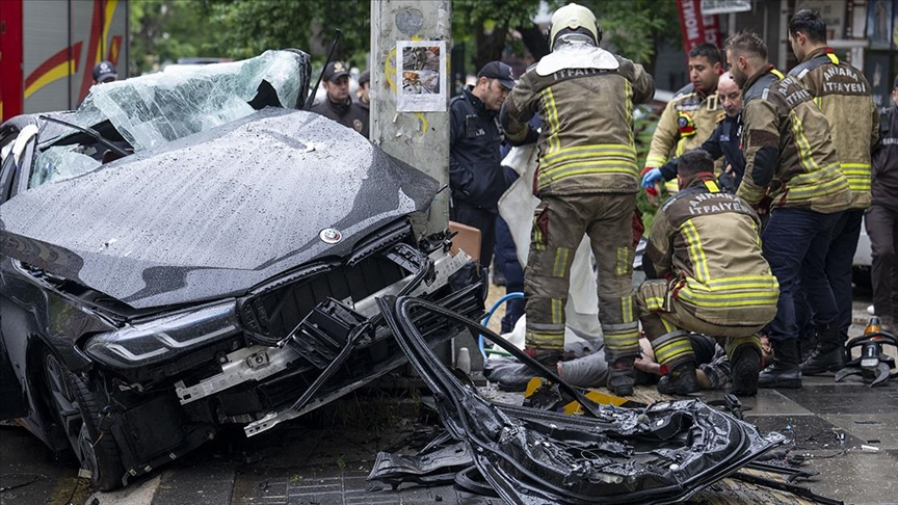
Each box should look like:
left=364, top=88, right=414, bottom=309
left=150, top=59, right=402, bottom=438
left=0, top=0, right=129, bottom=122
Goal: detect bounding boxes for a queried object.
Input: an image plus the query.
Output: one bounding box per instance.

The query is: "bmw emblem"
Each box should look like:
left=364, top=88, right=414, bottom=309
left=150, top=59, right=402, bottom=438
left=319, top=228, right=343, bottom=244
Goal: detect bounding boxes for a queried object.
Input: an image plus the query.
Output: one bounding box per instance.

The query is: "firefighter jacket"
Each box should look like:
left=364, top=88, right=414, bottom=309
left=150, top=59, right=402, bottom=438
left=645, top=174, right=779, bottom=327
left=646, top=83, right=725, bottom=172
left=736, top=66, right=850, bottom=214
left=873, top=104, right=898, bottom=212
left=788, top=47, right=879, bottom=209
left=502, top=55, right=654, bottom=197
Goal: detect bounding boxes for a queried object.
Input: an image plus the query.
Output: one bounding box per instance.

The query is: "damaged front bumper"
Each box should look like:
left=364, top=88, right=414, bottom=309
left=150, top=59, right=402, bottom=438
left=79, top=230, right=484, bottom=484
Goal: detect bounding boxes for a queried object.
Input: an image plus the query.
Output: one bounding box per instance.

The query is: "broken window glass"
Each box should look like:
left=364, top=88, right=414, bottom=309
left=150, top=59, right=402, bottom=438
left=72, top=50, right=310, bottom=152
left=31, top=145, right=101, bottom=188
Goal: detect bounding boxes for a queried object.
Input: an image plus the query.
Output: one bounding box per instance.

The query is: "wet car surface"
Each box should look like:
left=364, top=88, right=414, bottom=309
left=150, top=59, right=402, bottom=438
left=0, top=50, right=484, bottom=491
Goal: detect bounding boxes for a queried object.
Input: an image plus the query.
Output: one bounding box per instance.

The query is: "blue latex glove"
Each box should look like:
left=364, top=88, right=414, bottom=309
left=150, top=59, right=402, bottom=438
left=641, top=168, right=663, bottom=188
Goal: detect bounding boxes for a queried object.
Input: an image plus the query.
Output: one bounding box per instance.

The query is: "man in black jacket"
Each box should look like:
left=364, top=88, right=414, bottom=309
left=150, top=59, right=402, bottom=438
left=867, top=75, right=898, bottom=330
left=311, top=61, right=369, bottom=138
left=449, top=61, right=520, bottom=271
left=642, top=72, right=745, bottom=192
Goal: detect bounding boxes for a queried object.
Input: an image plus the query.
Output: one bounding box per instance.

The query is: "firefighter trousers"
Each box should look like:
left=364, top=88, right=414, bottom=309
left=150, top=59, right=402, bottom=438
left=636, top=279, right=765, bottom=368
left=524, top=193, right=638, bottom=361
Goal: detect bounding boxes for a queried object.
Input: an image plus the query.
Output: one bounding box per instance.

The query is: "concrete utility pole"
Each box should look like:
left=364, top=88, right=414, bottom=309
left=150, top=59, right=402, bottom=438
left=370, top=0, right=451, bottom=235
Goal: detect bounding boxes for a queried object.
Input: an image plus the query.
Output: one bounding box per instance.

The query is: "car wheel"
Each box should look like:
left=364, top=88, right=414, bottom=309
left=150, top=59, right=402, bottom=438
left=43, top=352, right=124, bottom=491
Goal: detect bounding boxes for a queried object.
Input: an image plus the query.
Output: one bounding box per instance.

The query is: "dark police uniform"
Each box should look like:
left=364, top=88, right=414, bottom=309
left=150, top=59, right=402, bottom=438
left=659, top=113, right=745, bottom=191
left=449, top=87, right=505, bottom=269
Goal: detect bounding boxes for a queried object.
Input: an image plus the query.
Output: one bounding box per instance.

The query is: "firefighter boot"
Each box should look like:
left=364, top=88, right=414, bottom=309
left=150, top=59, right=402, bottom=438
left=726, top=336, right=762, bottom=397
left=758, top=339, right=802, bottom=389
left=801, top=323, right=846, bottom=375
left=651, top=330, right=697, bottom=395
left=607, top=358, right=636, bottom=396
left=657, top=361, right=700, bottom=395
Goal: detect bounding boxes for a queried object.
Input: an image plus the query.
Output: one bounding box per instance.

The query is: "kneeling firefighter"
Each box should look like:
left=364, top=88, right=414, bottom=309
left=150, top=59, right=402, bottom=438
left=637, top=149, right=779, bottom=395
left=500, top=2, right=655, bottom=395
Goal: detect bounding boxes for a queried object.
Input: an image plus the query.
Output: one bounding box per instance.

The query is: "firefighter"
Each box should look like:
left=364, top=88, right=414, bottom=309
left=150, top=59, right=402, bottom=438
left=787, top=9, right=879, bottom=375
left=727, top=31, right=849, bottom=389
left=643, top=43, right=725, bottom=197
left=499, top=2, right=654, bottom=395
left=643, top=72, right=746, bottom=192
left=637, top=149, right=778, bottom=396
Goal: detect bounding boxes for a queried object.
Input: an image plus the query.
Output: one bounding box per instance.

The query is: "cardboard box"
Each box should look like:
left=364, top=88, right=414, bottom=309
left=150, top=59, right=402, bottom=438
left=448, top=220, right=481, bottom=264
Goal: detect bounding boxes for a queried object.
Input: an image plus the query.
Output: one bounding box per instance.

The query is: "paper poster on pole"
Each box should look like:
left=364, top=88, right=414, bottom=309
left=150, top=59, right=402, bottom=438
left=396, top=40, right=447, bottom=112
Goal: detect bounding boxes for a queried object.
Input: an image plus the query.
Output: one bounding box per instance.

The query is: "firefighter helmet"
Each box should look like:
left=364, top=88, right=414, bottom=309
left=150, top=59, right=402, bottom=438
left=548, top=3, right=603, bottom=50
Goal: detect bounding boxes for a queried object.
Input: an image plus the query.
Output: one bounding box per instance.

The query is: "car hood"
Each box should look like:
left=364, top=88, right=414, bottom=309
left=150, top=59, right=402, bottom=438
left=0, top=108, right=439, bottom=309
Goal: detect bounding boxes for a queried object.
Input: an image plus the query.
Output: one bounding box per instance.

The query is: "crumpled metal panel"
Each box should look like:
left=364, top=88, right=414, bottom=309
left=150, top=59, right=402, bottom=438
left=379, top=296, right=787, bottom=504
left=0, top=109, right=439, bottom=309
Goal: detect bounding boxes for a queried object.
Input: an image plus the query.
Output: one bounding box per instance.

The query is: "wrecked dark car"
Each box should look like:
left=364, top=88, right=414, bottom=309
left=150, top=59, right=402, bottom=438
left=0, top=50, right=483, bottom=490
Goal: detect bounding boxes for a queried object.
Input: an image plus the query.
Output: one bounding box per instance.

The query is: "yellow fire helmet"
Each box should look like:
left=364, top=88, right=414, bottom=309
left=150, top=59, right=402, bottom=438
left=548, top=3, right=602, bottom=50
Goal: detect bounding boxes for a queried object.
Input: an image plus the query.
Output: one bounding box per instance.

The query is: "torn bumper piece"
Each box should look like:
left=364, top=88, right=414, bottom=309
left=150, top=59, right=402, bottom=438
left=375, top=296, right=789, bottom=504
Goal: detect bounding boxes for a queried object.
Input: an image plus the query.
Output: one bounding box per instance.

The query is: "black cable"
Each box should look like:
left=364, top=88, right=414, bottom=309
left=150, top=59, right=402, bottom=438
left=0, top=473, right=48, bottom=493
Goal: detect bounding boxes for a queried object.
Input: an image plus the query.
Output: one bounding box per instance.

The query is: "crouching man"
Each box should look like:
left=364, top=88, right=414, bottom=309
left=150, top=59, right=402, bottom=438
left=637, top=149, right=779, bottom=396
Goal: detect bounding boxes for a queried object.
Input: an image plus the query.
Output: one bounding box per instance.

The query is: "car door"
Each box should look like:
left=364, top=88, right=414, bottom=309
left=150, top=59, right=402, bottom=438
left=0, top=124, right=38, bottom=419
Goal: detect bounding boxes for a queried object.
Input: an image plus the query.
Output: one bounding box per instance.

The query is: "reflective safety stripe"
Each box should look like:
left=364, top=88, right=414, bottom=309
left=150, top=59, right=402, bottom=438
left=645, top=294, right=665, bottom=311
left=788, top=161, right=842, bottom=186
left=725, top=334, right=762, bottom=360
left=770, top=69, right=785, bottom=79
left=603, top=329, right=640, bottom=351
left=681, top=221, right=710, bottom=283
left=551, top=298, right=564, bottom=324
left=526, top=331, right=564, bottom=347
left=661, top=318, right=676, bottom=333
left=621, top=295, right=634, bottom=323
left=737, top=183, right=764, bottom=204
left=698, top=275, right=780, bottom=291
left=540, top=144, right=636, bottom=166
left=825, top=53, right=840, bottom=65
left=789, top=110, right=822, bottom=174
left=788, top=172, right=849, bottom=200
left=625, top=79, right=634, bottom=145
left=704, top=180, right=720, bottom=193
left=541, top=87, right=561, bottom=154
left=842, top=162, right=872, bottom=192
left=552, top=247, right=570, bottom=278
left=528, top=321, right=565, bottom=331
left=537, top=159, right=638, bottom=187
left=654, top=337, right=695, bottom=366
left=646, top=154, right=668, bottom=167
left=678, top=285, right=779, bottom=307
left=615, top=247, right=630, bottom=276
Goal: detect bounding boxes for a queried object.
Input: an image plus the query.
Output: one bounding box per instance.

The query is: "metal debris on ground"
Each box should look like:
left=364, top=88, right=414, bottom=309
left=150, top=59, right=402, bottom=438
left=367, top=296, right=845, bottom=504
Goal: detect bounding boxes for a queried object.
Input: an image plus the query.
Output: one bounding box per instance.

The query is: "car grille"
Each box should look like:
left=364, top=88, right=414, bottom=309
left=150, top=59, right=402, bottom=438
left=238, top=221, right=414, bottom=344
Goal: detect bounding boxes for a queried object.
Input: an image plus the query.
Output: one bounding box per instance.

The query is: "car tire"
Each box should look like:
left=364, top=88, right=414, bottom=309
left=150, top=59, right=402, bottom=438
left=43, top=352, right=124, bottom=491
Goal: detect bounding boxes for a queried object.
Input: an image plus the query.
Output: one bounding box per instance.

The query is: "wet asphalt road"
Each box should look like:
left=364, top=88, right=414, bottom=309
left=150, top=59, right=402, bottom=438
left=2, top=290, right=897, bottom=505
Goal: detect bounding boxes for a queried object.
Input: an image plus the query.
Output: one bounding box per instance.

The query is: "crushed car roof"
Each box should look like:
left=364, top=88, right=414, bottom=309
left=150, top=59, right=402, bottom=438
left=1, top=108, right=439, bottom=309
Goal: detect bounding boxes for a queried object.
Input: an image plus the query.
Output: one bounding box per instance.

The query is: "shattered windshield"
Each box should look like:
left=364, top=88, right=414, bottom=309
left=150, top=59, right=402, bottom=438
left=30, top=50, right=310, bottom=188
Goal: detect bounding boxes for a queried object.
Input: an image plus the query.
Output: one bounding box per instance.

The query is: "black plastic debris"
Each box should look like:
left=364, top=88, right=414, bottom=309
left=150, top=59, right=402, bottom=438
left=370, top=296, right=812, bottom=504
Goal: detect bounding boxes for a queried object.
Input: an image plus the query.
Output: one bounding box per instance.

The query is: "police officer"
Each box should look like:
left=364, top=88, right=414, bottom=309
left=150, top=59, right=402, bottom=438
left=311, top=61, right=369, bottom=138
left=727, top=31, right=849, bottom=389
left=449, top=61, right=519, bottom=276
left=867, top=76, right=898, bottom=330
left=644, top=43, right=725, bottom=197
left=786, top=9, right=879, bottom=375
left=92, top=60, right=117, bottom=84
left=642, top=72, right=745, bottom=192
left=500, top=2, right=654, bottom=396
left=637, top=149, right=778, bottom=396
